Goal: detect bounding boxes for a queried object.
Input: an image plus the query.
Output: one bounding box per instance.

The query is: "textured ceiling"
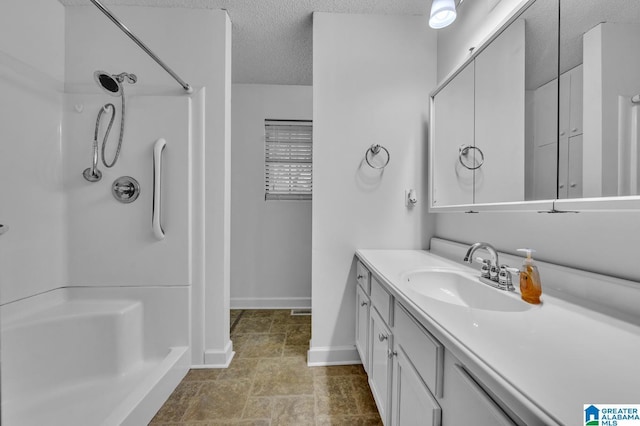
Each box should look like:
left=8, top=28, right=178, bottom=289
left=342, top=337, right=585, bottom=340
left=60, top=0, right=430, bottom=85
left=59, top=1, right=640, bottom=87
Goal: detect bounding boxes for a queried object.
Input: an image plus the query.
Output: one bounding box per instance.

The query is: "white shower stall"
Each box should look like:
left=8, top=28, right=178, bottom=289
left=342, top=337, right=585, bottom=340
left=0, top=1, right=232, bottom=424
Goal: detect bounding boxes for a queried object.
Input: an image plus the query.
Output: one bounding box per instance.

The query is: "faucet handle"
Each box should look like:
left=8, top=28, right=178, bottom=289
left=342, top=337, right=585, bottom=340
left=476, top=257, right=492, bottom=279
left=498, top=265, right=518, bottom=291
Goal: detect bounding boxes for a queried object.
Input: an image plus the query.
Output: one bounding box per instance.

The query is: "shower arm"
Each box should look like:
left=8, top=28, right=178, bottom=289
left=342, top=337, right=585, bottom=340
left=88, top=0, right=193, bottom=93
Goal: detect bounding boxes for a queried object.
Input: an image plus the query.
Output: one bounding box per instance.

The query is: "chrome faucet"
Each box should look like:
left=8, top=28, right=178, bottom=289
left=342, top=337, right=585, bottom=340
left=464, top=242, right=517, bottom=291
left=464, top=242, right=499, bottom=279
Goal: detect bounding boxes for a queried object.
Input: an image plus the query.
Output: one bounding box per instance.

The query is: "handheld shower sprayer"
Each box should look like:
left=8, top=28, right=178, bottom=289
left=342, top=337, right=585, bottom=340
left=83, top=71, right=136, bottom=182
left=94, top=70, right=136, bottom=169
left=83, top=104, right=116, bottom=182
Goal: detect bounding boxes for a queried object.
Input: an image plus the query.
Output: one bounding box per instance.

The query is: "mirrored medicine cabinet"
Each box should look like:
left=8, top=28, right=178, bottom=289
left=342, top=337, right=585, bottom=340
left=429, top=0, right=640, bottom=212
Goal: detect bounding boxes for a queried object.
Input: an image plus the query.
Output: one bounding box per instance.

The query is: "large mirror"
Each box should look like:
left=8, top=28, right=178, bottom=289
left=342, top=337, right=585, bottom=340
left=430, top=0, right=640, bottom=210
left=431, top=0, right=559, bottom=208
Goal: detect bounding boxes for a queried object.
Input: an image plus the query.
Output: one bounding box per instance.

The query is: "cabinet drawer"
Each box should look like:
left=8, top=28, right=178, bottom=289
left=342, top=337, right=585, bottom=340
left=371, top=276, right=393, bottom=325
left=394, top=304, right=444, bottom=397
left=356, top=260, right=371, bottom=294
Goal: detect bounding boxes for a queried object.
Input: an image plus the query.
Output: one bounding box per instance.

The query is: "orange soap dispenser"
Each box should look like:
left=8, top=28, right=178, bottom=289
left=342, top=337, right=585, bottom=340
left=517, top=248, right=542, bottom=304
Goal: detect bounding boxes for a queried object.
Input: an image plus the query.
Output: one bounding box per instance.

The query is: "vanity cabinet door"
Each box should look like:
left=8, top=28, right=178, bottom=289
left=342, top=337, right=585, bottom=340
left=391, top=346, right=442, bottom=426
left=356, top=284, right=371, bottom=373
left=441, top=351, right=516, bottom=426
left=369, top=308, right=393, bottom=425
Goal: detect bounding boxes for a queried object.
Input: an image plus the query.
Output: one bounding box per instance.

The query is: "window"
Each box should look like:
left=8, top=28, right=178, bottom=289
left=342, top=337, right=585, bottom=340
left=264, top=119, right=313, bottom=200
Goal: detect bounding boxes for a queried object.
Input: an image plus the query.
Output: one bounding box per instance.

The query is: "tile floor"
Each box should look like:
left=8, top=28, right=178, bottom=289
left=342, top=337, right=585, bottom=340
left=150, top=309, right=382, bottom=425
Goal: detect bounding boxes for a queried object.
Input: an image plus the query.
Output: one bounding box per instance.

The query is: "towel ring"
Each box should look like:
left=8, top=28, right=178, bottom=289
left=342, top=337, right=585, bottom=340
left=458, top=145, right=484, bottom=170
left=365, top=144, right=390, bottom=169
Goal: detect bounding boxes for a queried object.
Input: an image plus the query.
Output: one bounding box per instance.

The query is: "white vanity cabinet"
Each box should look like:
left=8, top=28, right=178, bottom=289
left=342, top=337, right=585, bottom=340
left=391, top=304, right=443, bottom=426
left=355, top=285, right=370, bottom=372
left=391, top=346, right=441, bottom=426
left=356, top=259, right=520, bottom=426
left=355, top=261, right=371, bottom=372
left=368, top=275, right=394, bottom=424
left=369, top=307, right=393, bottom=424
left=440, top=352, right=516, bottom=426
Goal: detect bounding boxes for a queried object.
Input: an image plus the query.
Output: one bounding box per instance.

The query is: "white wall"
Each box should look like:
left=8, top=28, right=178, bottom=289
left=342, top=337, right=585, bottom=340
left=231, top=84, right=312, bottom=309
left=0, top=0, right=66, bottom=304
left=64, top=5, right=232, bottom=366
left=436, top=0, right=522, bottom=83
left=434, top=5, right=640, bottom=283
left=311, top=13, right=437, bottom=365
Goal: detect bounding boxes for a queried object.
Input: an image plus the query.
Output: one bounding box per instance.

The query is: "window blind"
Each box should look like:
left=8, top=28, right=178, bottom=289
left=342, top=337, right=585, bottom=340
left=265, top=120, right=313, bottom=200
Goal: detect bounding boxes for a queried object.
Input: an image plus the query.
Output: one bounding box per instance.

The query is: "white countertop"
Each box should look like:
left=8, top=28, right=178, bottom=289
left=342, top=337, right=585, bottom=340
left=356, top=249, right=640, bottom=426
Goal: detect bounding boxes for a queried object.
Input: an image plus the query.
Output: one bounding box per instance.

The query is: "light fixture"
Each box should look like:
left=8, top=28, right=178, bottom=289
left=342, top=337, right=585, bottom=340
left=429, top=0, right=457, bottom=29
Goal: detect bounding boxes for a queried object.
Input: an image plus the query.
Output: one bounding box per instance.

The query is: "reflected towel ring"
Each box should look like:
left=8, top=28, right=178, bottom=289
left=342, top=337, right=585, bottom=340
left=365, top=144, right=390, bottom=169
left=458, top=145, right=484, bottom=170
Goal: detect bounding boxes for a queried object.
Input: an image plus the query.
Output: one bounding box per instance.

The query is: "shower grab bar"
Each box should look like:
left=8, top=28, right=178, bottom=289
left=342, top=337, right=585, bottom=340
left=153, top=138, right=166, bottom=240
left=88, top=0, right=193, bottom=93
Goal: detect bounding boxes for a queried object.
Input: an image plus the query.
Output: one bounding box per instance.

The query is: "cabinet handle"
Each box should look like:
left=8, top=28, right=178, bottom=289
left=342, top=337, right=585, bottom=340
left=570, top=183, right=577, bottom=188
left=361, top=301, right=368, bottom=306
left=378, top=333, right=388, bottom=342
left=572, top=128, right=578, bottom=132
left=388, top=349, right=397, bottom=359
left=357, top=274, right=364, bottom=280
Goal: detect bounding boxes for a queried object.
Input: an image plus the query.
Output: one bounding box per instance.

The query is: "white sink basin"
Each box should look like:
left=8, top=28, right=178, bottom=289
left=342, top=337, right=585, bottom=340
left=400, top=269, right=532, bottom=312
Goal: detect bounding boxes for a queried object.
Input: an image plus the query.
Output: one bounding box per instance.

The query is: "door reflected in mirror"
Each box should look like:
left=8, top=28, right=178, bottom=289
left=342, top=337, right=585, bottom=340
left=561, top=0, right=640, bottom=198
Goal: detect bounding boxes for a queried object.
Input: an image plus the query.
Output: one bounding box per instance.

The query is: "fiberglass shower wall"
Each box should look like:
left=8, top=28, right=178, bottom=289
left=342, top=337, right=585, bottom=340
left=63, top=93, right=191, bottom=285
left=63, top=5, right=197, bottom=287
left=64, top=4, right=234, bottom=366
left=0, top=0, right=67, bottom=305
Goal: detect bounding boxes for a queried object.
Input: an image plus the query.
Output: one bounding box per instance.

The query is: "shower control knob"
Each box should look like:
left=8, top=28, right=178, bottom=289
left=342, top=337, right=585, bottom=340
left=112, top=176, right=140, bottom=203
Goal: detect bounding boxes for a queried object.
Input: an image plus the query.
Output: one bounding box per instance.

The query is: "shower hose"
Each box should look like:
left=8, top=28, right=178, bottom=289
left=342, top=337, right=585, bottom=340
left=97, top=87, right=126, bottom=168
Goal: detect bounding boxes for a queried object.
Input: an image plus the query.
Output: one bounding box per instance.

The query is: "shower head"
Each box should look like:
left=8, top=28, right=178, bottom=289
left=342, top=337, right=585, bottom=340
left=93, top=71, right=137, bottom=96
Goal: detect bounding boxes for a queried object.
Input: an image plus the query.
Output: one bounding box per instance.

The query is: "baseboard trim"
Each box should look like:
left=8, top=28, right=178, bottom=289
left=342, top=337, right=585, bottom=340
left=307, top=345, right=362, bottom=366
left=230, top=297, right=311, bottom=309
left=200, top=340, right=235, bottom=368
